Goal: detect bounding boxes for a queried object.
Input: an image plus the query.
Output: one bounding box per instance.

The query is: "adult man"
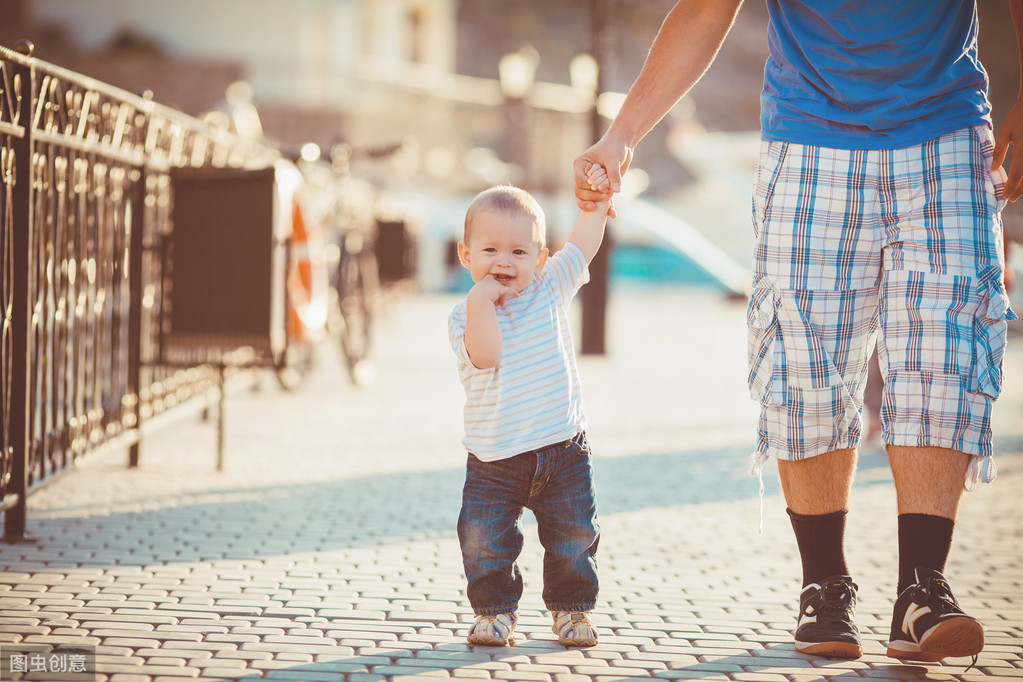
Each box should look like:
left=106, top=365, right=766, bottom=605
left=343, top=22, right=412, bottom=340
left=575, top=0, right=1022, bottom=662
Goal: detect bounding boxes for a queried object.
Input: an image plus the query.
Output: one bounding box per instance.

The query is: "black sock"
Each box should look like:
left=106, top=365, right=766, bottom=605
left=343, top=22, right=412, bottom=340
left=787, top=508, right=849, bottom=587
left=897, top=513, right=955, bottom=595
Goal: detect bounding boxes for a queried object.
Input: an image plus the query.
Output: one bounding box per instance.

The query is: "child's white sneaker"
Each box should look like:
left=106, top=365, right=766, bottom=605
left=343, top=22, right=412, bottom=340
left=552, top=610, right=599, bottom=647
left=467, top=611, right=518, bottom=646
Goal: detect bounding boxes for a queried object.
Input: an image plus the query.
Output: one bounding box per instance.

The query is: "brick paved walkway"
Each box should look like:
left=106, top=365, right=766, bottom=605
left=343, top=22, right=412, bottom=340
left=2, top=289, right=1021, bottom=681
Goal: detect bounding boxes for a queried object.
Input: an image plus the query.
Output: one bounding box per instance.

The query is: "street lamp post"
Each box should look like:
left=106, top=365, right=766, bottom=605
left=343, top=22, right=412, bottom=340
left=499, top=47, right=540, bottom=186
left=581, top=0, right=614, bottom=356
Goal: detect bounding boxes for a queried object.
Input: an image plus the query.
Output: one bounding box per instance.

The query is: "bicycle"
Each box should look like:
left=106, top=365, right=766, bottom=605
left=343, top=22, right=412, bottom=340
left=322, top=145, right=381, bottom=387
left=274, top=142, right=397, bottom=389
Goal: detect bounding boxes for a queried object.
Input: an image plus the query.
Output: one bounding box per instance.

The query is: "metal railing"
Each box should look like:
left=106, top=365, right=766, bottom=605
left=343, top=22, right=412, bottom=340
left=0, top=41, right=279, bottom=539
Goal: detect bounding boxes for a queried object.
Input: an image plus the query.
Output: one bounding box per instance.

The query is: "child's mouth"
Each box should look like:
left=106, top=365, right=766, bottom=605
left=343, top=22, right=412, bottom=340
left=494, top=274, right=513, bottom=283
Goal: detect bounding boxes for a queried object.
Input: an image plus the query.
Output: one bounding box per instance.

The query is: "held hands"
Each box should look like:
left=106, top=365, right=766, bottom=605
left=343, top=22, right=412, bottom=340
left=585, top=162, right=611, bottom=211
left=573, top=133, right=632, bottom=217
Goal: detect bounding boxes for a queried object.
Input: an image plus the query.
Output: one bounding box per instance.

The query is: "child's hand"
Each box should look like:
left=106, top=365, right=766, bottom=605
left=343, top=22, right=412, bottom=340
left=469, top=275, right=520, bottom=307
left=586, top=162, right=609, bottom=192
left=585, top=163, right=613, bottom=215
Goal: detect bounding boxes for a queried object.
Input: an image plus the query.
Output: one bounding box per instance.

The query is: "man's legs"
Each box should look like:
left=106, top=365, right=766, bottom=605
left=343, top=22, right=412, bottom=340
left=889, top=445, right=968, bottom=594
left=749, top=127, right=1009, bottom=662
left=779, top=445, right=984, bottom=661
left=779, top=448, right=855, bottom=586
left=884, top=446, right=985, bottom=661
left=871, top=126, right=1011, bottom=661
left=888, top=446, right=969, bottom=517
left=748, top=139, right=880, bottom=660
left=778, top=449, right=862, bottom=658
left=779, top=448, right=856, bottom=516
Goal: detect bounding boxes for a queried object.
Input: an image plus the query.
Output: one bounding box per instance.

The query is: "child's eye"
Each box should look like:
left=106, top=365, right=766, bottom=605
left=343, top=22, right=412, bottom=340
left=483, top=247, right=497, bottom=253
left=514, top=249, right=526, bottom=255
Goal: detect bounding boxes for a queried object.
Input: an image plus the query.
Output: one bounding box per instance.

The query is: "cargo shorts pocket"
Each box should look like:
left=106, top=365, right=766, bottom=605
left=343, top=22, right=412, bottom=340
left=751, top=141, right=789, bottom=237
left=970, top=276, right=1017, bottom=399
left=974, top=125, right=1008, bottom=212
left=747, top=284, right=786, bottom=406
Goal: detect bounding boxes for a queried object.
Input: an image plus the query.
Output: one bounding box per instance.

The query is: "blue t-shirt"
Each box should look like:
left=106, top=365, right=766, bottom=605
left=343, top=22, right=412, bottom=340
left=761, top=0, right=991, bottom=149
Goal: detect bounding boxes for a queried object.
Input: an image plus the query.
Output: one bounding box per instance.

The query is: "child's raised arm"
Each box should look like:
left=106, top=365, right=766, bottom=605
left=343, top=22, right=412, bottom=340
left=567, top=163, right=611, bottom=264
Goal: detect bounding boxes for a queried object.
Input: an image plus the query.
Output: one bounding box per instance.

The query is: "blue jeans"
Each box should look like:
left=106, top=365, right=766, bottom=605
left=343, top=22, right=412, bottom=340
left=457, top=432, right=600, bottom=615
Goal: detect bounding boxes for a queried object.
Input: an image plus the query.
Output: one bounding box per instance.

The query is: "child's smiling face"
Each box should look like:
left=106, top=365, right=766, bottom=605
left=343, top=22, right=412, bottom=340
left=458, top=209, right=548, bottom=293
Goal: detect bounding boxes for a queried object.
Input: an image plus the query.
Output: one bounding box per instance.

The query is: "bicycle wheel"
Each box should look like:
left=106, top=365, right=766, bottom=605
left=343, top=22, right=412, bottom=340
left=334, top=234, right=377, bottom=385
left=274, top=337, right=315, bottom=391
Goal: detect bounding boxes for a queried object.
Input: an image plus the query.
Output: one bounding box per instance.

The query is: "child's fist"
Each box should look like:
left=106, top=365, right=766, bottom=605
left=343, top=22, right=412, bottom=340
left=586, top=163, right=609, bottom=192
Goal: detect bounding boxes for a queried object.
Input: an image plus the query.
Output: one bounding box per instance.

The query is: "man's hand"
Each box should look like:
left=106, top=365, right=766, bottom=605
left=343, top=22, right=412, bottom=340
left=995, top=97, right=1023, bottom=203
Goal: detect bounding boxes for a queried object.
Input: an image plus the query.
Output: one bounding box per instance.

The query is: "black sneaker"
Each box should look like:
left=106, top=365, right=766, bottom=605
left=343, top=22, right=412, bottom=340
left=887, top=567, right=984, bottom=662
left=794, top=575, right=862, bottom=658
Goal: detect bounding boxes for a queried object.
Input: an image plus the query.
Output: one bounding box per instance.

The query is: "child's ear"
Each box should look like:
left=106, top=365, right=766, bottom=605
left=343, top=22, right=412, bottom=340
left=457, top=241, right=471, bottom=269
left=536, top=248, right=549, bottom=269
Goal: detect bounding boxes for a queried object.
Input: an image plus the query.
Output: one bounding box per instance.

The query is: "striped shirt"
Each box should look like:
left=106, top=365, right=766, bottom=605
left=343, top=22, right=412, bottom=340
left=449, top=243, right=589, bottom=461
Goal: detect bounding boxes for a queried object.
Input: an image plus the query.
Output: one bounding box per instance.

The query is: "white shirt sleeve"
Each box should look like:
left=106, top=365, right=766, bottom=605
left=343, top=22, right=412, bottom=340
left=542, top=242, right=590, bottom=305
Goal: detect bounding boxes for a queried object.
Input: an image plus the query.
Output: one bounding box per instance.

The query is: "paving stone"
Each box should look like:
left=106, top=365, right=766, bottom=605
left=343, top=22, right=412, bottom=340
left=624, top=652, right=701, bottom=668
left=373, top=668, right=453, bottom=678
left=95, top=663, right=203, bottom=677
left=492, top=671, right=553, bottom=681
left=450, top=670, right=492, bottom=679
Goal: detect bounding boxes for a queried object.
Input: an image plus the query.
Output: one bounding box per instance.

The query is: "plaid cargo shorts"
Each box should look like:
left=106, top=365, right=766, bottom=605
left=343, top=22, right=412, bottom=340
left=747, top=126, right=1015, bottom=478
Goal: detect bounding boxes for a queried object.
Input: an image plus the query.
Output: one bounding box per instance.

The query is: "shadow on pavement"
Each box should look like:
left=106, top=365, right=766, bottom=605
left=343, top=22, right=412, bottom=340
left=13, top=443, right=896, bottom=571
left=178, top=640, right=954, bottom=682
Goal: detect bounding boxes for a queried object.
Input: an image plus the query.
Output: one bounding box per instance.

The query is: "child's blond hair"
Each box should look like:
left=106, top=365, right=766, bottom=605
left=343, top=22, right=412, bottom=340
left=463, top=185, right=546, bottom=248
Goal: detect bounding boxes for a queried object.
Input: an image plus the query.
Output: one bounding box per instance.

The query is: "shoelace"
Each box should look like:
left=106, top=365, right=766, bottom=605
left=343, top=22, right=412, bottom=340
left=819, top=580, right=855, bottom=611
left=914, top=576, right=961, bottom=615
left=801, top=580, right=856, bottom=619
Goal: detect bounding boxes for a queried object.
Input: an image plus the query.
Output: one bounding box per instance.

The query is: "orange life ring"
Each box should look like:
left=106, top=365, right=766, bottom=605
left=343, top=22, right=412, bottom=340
left=276, top=160, right=329, bottom=343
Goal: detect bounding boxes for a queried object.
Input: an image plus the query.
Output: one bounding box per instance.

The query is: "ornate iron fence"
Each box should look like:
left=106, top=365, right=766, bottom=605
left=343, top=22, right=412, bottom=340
left=0, top=41, right=279, bottom=539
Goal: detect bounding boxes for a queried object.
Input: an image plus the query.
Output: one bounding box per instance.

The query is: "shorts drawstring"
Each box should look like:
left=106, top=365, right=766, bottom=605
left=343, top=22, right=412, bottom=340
left=748, top=451, right=770, bottom=534
left=964, top=454, right=997, bottom=492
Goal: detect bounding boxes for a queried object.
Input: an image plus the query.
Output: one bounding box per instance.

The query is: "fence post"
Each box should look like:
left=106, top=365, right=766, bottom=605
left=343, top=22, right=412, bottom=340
left=127, top=166, right=145, bottom=468
left=4, top=41, right=35, bottom=541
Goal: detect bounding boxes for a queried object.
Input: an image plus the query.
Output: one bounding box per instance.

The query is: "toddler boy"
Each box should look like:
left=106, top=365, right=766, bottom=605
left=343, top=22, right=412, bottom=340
left=448, top=171, right=609, bottom=646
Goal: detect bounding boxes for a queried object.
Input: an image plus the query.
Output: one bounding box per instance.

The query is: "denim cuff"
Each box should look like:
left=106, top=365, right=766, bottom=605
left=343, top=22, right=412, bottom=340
left=545, top=602, right=596, bottom=613
left=473, top=605, right=518, bottom=616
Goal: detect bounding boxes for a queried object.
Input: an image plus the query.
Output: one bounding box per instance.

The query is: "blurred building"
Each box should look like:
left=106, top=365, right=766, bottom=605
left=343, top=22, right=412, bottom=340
left=30, top=0, right=456, bottom=106
left=21, top=0, right=596, bottom=194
